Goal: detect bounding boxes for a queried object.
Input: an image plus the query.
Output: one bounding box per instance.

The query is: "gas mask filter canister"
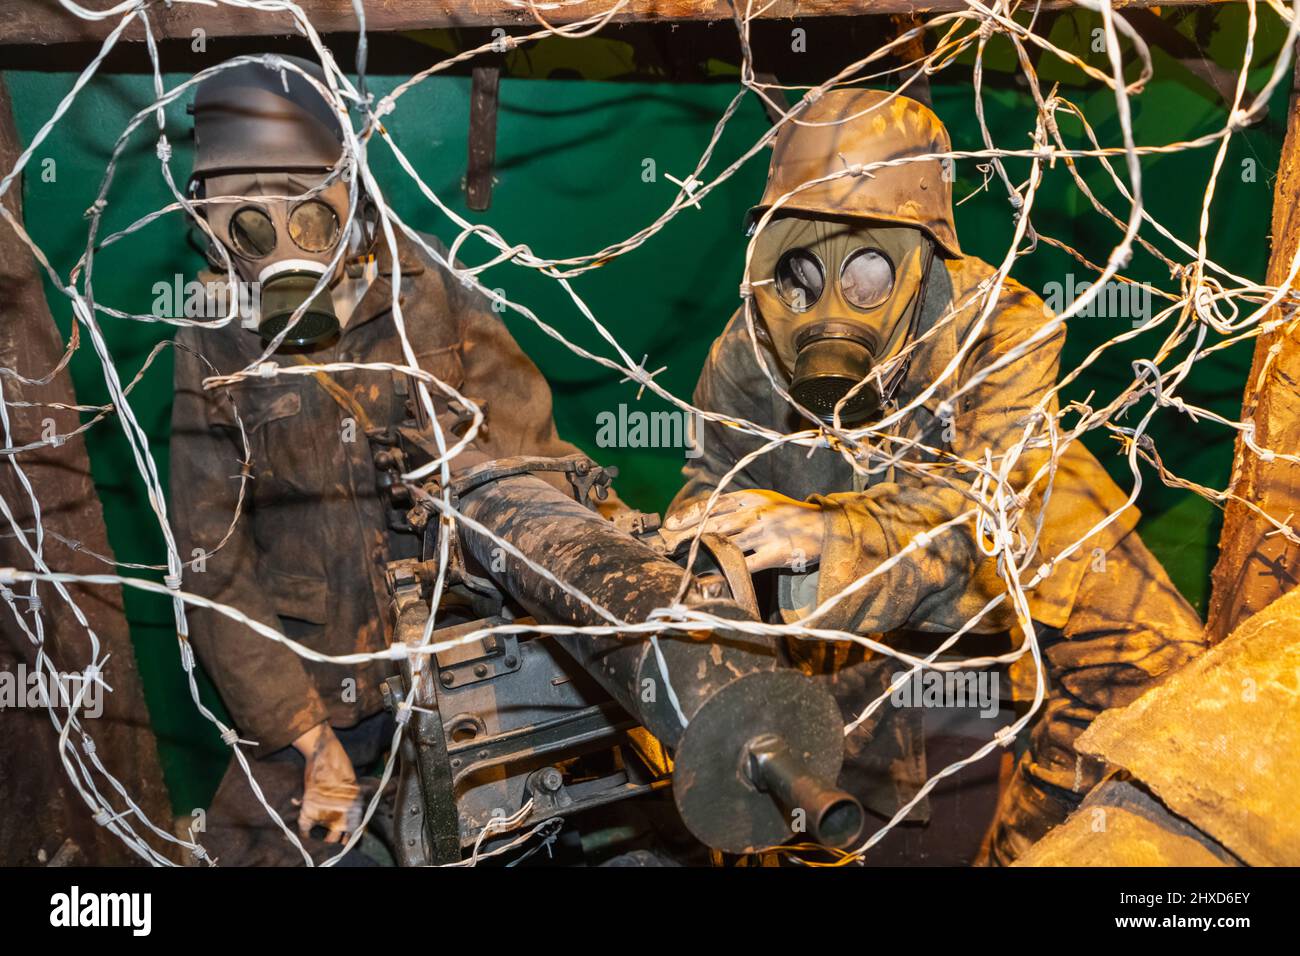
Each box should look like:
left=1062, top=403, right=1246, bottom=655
left=256, top=259, right=340, bottom=346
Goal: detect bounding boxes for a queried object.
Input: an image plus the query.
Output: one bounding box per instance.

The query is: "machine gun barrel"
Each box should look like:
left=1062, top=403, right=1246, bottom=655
left=456, top=473, right=863, bottom=853
left=745, top=733, right=865, bottom=849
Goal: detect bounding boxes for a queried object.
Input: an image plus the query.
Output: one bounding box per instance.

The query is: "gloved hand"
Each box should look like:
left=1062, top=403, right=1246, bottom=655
left=291, top=723, right=363, bottom=843
left=662, top=489, right=826, bottom=573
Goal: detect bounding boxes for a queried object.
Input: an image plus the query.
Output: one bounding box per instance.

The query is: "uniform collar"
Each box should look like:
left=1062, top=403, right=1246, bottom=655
left=336, top=232, right=427, bottom=337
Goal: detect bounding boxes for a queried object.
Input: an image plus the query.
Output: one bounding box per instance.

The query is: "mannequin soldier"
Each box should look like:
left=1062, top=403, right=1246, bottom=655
left=170, top=57, right=603, bottom=864
left=662, top=89, right=1206, bottom=864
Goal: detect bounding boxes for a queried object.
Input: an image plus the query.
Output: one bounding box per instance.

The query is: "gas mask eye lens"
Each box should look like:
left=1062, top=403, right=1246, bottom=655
left=840, top=248, right=894, bottom=310
left=774, top=249, right=825, bottom=312
left=229, top=206, right=277, bottom=259
left=288, top=200, right=341, bottom=253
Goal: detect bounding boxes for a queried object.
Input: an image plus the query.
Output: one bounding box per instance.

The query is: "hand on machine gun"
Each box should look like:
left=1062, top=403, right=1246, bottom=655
left=661, top=489, right=826, bottom=573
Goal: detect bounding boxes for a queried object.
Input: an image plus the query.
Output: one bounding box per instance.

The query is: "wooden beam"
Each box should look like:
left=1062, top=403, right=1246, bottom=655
left=0, top=0, right=1234, bottom=48
left=465, top=64, right=500, bottom=212
left=0, top=74, right=174, bottom=865
left=1206, top=44, right=1300, bottom=643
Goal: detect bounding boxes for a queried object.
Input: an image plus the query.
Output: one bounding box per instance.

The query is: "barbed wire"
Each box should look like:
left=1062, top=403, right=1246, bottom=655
left=1, top=0, right=1298, bottom=866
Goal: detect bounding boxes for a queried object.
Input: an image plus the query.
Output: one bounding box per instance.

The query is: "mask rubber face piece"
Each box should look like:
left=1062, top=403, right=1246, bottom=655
left=751, top=215, right=930, bottom=426
left=202, top=171, right=349, bottom=347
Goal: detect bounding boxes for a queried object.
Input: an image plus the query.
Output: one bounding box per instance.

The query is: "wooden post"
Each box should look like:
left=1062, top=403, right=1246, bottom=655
left=0, top=76, right=173, bottom=865
left=890, top=14, right=931, bottom=106
left=1206, top=49, right=1300, bottom=642
left=466, top=64, right=501, bottom=212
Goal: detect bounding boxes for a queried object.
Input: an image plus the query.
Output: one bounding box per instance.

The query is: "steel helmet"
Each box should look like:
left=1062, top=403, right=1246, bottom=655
left=191, top=56, right=344, bottom=179
left=748, top=88, right=961, bottom=258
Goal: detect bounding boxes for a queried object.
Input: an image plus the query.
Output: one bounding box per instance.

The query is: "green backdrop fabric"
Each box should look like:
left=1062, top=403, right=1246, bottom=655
left=4, top=11, right=1288, bottom=811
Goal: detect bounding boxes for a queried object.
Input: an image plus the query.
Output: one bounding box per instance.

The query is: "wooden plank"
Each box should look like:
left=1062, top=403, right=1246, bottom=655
left=0, top=0, right=1234, bottom=48
left=466, top=64, right=500, bottom=212
left=0, top=74, right=174, bottom=865
left=1206, top=44, right=1300, bottom=642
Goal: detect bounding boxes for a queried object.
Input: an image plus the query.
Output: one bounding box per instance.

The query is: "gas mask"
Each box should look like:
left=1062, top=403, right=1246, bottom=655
left=201, top=171, right=351, bottom=347
left=751, top=216, right=934, bottom=426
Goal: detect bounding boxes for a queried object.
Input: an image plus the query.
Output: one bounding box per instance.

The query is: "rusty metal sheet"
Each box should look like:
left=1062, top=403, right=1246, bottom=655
left=1015, top=780, right=1239, bottom=868
left=1076, top=589, right=1300, bottom=866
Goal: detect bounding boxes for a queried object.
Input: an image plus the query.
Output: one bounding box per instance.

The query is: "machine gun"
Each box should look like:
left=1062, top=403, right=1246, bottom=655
left=374, top=435, right=863, bottom=865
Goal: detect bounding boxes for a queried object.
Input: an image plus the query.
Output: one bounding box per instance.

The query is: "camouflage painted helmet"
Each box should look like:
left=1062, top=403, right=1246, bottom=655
left=747, top=88, right=961, bottom=258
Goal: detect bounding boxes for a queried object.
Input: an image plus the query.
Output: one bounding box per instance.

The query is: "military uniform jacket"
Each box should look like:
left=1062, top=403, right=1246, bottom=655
left=672, top=253, right=1141, bottom=640
left=170, top=234, right=589, bottom=754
